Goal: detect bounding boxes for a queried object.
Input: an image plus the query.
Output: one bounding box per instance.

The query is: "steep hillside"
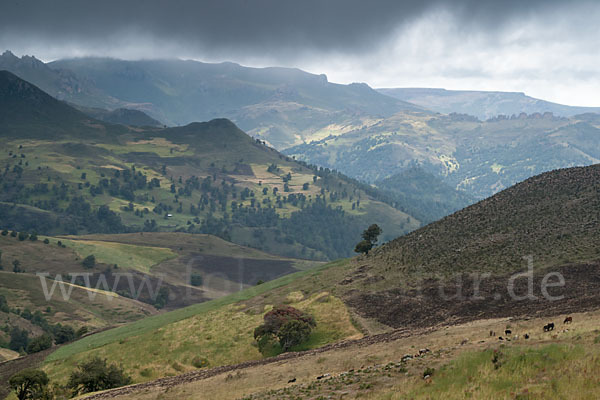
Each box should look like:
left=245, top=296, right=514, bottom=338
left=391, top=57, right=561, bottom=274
left=286, top=111, right=600, bottom=198
left=379, top=87, right=600, bottom=120
left=0, top=70, right=103, bottom=137
left=0, top=72, right=420, bottom=260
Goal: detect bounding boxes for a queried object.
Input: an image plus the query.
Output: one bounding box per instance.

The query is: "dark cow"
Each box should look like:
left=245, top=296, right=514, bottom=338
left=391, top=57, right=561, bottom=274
left=564, top=316, right=573, bottom=324
left=288, top=378, right=296, bottom=383
left=543, top=322, right=555, bottom=332
left=505, top=329, right=512, bottom=336
left=524, top=333, right=530, bottom=339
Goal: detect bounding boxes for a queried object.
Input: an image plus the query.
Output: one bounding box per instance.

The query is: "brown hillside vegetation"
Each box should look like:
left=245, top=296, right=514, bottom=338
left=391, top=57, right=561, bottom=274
left=372, top=164, right=600, bottom=274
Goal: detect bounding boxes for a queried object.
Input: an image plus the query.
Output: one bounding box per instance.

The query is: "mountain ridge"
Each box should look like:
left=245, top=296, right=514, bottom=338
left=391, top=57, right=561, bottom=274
left=379, top=87, right=600, bottom=120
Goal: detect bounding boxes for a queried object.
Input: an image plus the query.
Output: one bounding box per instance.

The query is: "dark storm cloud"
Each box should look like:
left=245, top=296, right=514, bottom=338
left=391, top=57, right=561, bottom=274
left=0, top=0, right=578, bottom=55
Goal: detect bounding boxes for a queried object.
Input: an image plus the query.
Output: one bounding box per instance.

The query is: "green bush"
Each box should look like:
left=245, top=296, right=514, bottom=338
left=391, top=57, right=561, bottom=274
left=191, top=356, right=210, bottom=368
left=190, top=273, right=203, bottom=287
left=27, top=334, right=53, bottom=354
left=9, top=369, right=49, bottom=400
left=53, top=325, right=75, bottom=344
left=0, top=294, right=9, bottom=313
left=67, top=356, right=131, bottom=395
left=254, top=305, right=316, bottom=355
left=82, top=255, right=96, bottom=269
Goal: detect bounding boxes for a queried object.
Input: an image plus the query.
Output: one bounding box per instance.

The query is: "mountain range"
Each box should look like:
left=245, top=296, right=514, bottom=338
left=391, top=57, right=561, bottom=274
left=4, top=51, right=599, bottom=202
left=0, top=70, right=426, bottom=261
left=0, top=51, right=422, bottom=149
left=379, top=87, right=600, bottom=120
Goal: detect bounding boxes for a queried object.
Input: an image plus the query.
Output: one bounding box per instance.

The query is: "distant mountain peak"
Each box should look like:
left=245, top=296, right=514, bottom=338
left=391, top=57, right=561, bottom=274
left=1, top=50, right=18, bottom=59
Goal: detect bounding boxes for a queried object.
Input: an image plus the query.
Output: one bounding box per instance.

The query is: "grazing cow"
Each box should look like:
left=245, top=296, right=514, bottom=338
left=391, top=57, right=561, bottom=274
left=543, top=322, right=555, bottom=332
left=524, top=333, right=530, bottom=339
left=505, top=329, right=512, bottom=336
left=288, top=378, right=296, bottom=383
left=564, top=316, right=573, bottom=324
left=498, top=336, right=504, bottom=341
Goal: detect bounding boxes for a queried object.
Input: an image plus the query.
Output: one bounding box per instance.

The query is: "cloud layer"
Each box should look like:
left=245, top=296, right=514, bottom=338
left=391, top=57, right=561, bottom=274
left=1, top=0, right=599, bottom=105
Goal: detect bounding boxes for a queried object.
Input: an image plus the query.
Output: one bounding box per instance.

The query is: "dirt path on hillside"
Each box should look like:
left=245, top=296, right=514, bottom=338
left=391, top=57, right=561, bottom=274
left=82, top=326, right=437, bottom=399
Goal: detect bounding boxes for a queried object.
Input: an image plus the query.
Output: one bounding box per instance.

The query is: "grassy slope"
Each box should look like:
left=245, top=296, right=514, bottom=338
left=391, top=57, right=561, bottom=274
left=91, top=308, right=600, bottom=400
left=43, top=260, right=352, bottom=382
left=55, top=238, right=177, bottom=274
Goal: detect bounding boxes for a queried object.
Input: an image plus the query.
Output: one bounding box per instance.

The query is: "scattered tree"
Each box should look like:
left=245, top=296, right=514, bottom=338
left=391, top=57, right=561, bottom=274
left=9, top=327, right=29, bottom=352
left=253, top=305, right=316, bottom=355
left=53, top=325, right=76, bottom=344
left=67, top=357, right=131, bottom=396
left=153, top=287, right=169, bottom=309
left=27, top=333, right=53, bottom=354
left=0, top=294, right=9, bottom=312
left=82, top=255, right=96, bottom=269
left=9, top=369, right=50, bottom=400
left=354, top=224, right=382, bottom=255
left=190, top=273, right=203, bottom=287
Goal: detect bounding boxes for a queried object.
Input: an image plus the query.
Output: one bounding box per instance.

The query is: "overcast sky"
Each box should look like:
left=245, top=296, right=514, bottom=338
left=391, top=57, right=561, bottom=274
left=2, top=0, right=599, bottom=106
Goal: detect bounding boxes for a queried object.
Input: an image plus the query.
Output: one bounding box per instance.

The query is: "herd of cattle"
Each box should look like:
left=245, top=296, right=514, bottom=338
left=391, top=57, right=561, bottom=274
left=489, top=316, right=573, bottom=341
left=287, top=315, right=576, bottom=385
